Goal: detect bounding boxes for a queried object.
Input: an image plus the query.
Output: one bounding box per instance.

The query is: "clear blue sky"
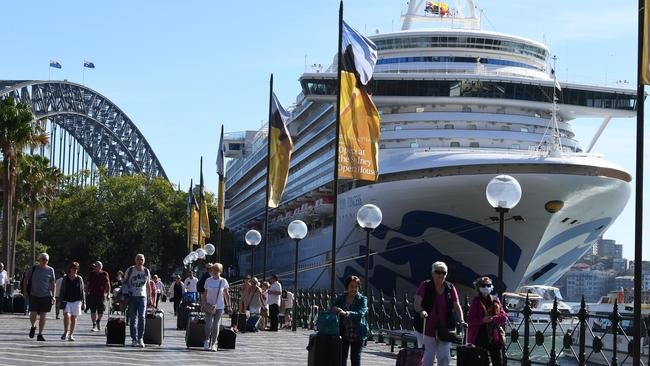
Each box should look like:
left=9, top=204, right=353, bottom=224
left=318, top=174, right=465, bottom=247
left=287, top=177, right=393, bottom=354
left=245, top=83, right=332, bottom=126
left=1, top=0, right=647, bottom=260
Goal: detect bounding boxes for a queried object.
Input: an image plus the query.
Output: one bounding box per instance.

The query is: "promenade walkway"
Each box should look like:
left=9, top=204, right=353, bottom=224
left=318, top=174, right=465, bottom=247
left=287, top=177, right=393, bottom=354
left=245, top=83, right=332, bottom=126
left=0, top=300, right=413, bottom=366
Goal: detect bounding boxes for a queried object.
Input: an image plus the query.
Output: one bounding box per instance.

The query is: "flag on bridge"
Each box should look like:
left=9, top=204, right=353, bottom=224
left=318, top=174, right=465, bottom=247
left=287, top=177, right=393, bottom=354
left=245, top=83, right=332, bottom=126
left=337, top=20, right=381, bottom=181
left=49, top=60, right=62, bottom=69
left=267, top=92, right=293, bottom=208
left=84, top=60, right=95, bottom=69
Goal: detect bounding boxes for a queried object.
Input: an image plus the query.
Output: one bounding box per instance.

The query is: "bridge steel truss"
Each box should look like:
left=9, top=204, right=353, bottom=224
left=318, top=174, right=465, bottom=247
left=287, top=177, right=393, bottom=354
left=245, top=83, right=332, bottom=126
left=0, top=80, right=167, bottom=179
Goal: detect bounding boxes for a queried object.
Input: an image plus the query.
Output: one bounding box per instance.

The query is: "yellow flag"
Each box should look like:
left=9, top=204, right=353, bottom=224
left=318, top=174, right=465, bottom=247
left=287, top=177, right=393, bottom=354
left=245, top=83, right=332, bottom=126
left=268, top=92, right=293, bottom=208
left=338, top=21, right=380, bottom=181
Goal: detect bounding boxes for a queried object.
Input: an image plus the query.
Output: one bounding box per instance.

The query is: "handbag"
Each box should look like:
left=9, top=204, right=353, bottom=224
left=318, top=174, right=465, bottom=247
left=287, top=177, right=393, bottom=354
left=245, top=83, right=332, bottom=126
left=315, top=311, right=340, bottom=336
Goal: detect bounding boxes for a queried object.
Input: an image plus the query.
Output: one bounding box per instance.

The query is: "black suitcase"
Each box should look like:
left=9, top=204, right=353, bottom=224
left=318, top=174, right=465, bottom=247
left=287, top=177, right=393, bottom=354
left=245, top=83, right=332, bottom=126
left=2, top=295, right=13, bottom=313
left=233, top=312, right=247, bottom=333
left=246, top=314, right=261, bottom=332
left=457, top=345, right=490, bottom=366
left=217, top=328, right=236, bottom=349
left=106, top=317, right=126, bottom=346
left=143, top=309, right=164, bottom=345
left=177, top=302, right=198, bottom=330
left=12, top=295, right=25, bottom=314
left=307, top=333, right=342, bottom=366
left=185, top=314, right=205, bottom=348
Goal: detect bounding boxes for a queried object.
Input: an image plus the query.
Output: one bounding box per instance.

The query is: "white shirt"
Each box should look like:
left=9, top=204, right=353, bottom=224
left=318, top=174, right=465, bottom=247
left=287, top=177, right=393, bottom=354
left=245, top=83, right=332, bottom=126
left=0, top=270, right=7, bottom=287
left=284, top=291, right=294, bottom=309
left=154, top=281, right=163, bottom=294
left=184, top=277, right=198, bottom=292
left=268, top=281, right=282, bottom=306
left=204, top=277, right=229, bottom=309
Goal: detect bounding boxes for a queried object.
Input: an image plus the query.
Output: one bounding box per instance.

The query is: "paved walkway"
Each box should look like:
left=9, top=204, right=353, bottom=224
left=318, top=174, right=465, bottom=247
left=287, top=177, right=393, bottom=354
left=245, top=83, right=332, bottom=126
left=0, top=300, right=407, bottom=365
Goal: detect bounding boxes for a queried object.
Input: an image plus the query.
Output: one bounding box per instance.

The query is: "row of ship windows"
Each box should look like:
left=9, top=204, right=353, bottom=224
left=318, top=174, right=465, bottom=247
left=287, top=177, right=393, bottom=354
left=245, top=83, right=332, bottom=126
left=301, top=79, right=637, bottom=111
left=386, top=124, right=530, bottom=132
left=374, top=36, right=548, bottom=61
left=377, top=56, right=540, bottom=71
left=380, top=141, right=522, bottom=149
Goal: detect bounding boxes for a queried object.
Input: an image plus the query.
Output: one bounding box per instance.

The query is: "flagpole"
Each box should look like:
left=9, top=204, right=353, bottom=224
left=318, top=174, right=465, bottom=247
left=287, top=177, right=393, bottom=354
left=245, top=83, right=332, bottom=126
left=188, top=179, right=194, bottom=251
left=263, top=73, right=274, bottom=282
left=82, top=62, right=85, bottom=86
left=330, top=0, right=344, bottom=297
left=197, top=157, right=203, bottom=251
left=633, top=1, right=644, bottom=364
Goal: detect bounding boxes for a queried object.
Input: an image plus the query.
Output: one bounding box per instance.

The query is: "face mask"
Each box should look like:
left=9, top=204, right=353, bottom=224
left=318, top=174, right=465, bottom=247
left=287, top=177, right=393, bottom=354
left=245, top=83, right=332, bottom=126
left=479, top=286, right=493, bottom=295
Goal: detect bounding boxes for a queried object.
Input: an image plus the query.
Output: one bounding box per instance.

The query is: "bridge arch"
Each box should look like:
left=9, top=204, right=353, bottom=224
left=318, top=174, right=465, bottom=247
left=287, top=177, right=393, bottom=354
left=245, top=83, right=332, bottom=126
left=0, top=80, right=167, bottom=179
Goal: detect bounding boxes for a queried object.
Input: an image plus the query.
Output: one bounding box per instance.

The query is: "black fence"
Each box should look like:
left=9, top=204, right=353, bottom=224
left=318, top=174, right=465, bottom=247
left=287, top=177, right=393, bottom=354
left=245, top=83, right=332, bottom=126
left=230, top=284, right=649, bottom=365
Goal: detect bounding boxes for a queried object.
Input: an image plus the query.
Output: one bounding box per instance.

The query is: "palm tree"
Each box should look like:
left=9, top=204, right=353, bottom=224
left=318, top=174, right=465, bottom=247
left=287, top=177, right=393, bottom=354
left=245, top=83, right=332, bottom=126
left=16, top=154, right=62, bottom=263
left=0, top=97, right=47, bottom=279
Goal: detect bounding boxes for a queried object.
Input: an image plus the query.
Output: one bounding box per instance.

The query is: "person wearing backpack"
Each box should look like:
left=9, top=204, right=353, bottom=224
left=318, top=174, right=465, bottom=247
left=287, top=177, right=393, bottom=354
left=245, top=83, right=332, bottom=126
left=467, top=276, right=508, bottom=366
left=24, top=253, right=57, bottom=341
left=414, top=261, right=467, bottom=366
left=122, top=254, right=151, bottom=348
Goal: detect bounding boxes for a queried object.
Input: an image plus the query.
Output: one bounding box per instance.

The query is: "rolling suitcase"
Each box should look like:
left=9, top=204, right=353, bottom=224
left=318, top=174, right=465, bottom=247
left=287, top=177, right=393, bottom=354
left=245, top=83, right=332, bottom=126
left=185, top=314, right=205, bottom=349
left=2, top=295, right=13, bottom=313
left=395, top=347, right=424, bottom=366
left=177, top=302, right=198, bottom=330
left=307, top=333, right=342, bottom=366
left=246, top=314, right=261, bottom=332
left=12, top=294, right=25, bottom=314
left=233, top=312, right=247, bottom=333
left=106, top=316, right=126, bottom=346
left=217, top=327, right=236, bottom=349
left=143, top=309, right=164, bottom=345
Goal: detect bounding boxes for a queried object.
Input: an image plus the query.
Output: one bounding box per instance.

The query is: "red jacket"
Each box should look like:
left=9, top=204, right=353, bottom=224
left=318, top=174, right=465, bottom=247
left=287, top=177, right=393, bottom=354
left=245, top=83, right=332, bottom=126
left=467, top=295, right=508, bottom=346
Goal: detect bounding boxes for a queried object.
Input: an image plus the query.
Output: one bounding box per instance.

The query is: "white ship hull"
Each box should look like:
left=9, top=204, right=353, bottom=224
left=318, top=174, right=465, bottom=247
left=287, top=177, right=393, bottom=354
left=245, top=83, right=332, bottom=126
left=240, top=152, right=630, bottom=296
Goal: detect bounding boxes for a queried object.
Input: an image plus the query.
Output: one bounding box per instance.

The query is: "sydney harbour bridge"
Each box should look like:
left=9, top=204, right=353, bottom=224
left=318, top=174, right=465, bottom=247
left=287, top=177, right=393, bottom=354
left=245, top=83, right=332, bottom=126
left=0, top=80, right=167, bottom=180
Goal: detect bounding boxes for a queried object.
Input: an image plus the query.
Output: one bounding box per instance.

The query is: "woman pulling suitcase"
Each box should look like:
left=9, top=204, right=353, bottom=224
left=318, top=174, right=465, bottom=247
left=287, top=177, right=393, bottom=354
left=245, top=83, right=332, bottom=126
left=200, top=263, right=232, bottom=352
left=466, top=276, right=508, bottom=365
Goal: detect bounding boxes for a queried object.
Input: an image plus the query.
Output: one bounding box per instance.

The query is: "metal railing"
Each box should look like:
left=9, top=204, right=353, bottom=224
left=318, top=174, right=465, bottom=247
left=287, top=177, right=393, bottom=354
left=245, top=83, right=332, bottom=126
left=229, top=283, right=649, bottom=365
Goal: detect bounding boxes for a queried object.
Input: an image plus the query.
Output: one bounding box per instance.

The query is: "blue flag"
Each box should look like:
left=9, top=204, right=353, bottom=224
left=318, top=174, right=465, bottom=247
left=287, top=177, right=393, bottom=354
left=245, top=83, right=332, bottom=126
left=49, top=60, right=62, bottom=69
left=84, top=60, right=95, bottom=69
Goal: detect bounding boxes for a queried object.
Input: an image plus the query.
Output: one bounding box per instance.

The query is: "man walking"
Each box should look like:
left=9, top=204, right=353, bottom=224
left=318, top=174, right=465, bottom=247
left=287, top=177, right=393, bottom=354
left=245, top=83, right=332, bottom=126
left=267, top=274, right=282, bottom=331
left=0, top=262, right=7, bottom=314
left=152, top=274, right=163, bottom=308
left=124, top=254, right=150, bottom=347
left=24, top=253, right=56, bottom=341
left=183, top=270, right=198, bottom=303
left=88, top=261, right=111, bottom=332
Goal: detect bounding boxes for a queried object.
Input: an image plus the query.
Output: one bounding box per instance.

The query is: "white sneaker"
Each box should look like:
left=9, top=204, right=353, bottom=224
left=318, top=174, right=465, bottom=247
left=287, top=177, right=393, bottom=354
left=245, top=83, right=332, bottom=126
left=211, top=344, right=218, bottom=352
left=138, top=339, right=145, bottom=348
left=91, top=326, right=97, bottom=332
left=203, top=340, right=210, bottom=351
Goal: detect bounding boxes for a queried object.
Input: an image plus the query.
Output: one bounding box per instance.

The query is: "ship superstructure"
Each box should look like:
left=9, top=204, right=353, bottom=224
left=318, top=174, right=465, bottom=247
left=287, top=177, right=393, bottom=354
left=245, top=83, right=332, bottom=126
left=223, top=0, right=637, bottom=295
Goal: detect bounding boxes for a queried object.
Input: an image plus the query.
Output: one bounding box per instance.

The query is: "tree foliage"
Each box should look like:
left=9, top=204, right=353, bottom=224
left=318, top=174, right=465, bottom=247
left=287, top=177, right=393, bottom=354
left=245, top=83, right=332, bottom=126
left=41, top=174, right=237, bottom=281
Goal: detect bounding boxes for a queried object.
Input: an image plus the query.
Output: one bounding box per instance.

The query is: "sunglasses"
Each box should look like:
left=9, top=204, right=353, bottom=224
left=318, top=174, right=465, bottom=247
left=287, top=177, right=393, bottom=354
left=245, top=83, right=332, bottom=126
left=479, top=284, right=493, bottom=288
left=434, top=270, right=447, bottom=275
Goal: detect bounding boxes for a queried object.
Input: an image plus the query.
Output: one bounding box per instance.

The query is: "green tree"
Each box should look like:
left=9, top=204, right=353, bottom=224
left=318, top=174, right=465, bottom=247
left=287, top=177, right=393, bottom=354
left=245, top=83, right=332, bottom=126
left=15, top=154, right=62, bottom=264
left=0, top=97, right=47, bottom=278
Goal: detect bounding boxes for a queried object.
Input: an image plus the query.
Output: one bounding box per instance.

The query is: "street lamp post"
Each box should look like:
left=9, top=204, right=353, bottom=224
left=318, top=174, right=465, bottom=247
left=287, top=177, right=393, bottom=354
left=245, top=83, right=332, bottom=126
left=356, top=204, right=383, bottom=295
left=245, top=230, right=261, bottom=276
left=287, top=220, right=308, bottom=332
left=486, top=174, right=522, bottom=299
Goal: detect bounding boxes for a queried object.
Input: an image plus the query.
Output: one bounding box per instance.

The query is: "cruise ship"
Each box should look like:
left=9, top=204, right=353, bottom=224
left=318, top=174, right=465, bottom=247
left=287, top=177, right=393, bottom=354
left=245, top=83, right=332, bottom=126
left=223, top=0, right=637, bottom=296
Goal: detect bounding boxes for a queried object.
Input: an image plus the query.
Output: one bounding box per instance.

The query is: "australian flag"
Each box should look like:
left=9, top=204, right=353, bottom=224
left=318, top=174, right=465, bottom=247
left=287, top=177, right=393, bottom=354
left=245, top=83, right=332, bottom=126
left=84, top=60, right=95, bottom=69
left=49, top=60, right=62, bottom=69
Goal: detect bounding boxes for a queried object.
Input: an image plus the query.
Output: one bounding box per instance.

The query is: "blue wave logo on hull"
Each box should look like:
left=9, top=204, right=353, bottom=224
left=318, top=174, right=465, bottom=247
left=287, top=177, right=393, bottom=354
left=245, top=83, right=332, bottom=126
left=346, top=210, right=523, bottom=294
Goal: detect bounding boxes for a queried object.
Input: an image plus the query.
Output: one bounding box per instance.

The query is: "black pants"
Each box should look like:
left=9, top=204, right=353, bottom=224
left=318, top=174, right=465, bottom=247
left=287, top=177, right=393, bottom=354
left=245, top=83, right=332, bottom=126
left=476, top=339, right=504, bottom=366
left=173, top=299, right=180, bottom=315
left=341, top=338, right=363, bottom=366
left=0, top=287, right=4, bottom=314
left=155, top=293, right=160, bottom=308
left=269, top=304, right=279, bottom=331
